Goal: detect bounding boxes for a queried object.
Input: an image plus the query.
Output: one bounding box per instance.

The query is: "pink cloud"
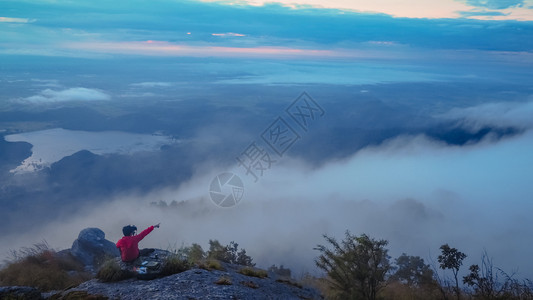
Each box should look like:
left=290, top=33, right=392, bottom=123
left=212, top=32, right=246, bottom=37
left=65, top=40, right=359, bottom=59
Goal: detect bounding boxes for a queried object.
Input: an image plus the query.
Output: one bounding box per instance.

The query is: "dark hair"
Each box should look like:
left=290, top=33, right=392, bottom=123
left=122, top=225, right=137, bottom=236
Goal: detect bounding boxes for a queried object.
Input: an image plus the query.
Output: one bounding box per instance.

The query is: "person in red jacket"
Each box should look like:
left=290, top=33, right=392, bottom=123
left=116, top=223, right=160, bottom=262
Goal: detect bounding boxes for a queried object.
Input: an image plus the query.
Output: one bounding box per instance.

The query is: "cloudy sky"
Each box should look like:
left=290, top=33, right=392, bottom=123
left=1, top=0, right=533, bottom=281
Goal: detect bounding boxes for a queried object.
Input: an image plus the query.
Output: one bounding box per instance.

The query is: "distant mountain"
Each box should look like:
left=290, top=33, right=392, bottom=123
left=0, top=135, right=32, bottom=173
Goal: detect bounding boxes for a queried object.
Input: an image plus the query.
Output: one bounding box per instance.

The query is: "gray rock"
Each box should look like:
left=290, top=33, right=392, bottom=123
left=53, top=263, right=323, bottom=300
left=70, top=228, right=119, bottom=267
left=0, top=286, right=43, bottom=300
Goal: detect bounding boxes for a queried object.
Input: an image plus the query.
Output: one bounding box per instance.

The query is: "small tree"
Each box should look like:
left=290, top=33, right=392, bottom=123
left=438, top=244, right=466, bottom=300
left=207, top=240, right=255, bottom=267
left=315, top=231, right=391, bottom=300
left=463, top=250, right=518, bottom=299
left=393, top=253, right=434, bottom=287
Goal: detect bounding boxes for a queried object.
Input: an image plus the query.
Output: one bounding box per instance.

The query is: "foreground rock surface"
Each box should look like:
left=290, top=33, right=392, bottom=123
left=52, top=263, right=322, bottom=300
left=0, top=286, right=43, bottom=300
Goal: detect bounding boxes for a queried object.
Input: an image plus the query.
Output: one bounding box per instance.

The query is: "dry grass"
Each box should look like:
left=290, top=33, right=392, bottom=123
left=0, top=243, right=91, bottom=291
left=214, top=275, right=232, bottom=285
left=240, top=280, right=259, bottom=289
left=300, top=274, right=330, bottom=299
left=238, top=267, right=268, bottom=279
left=276, top=278, right=303, bottom=289
left=198, top=259, right=225, bottom=271
left=379, top=281, right=442, bottom=300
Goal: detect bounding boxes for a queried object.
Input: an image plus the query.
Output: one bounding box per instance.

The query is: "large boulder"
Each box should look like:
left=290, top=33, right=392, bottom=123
left=71, top=228, right=120, bottom=268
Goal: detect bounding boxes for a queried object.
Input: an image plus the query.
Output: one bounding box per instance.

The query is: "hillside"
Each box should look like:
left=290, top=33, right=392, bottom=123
left=0, top=228, right=322, bottom=300
left=50, top=264, right=320, bottom=300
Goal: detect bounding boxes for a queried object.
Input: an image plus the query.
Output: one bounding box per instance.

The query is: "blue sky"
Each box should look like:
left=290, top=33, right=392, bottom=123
left=1, top=0, right=531, bottom=88
left=1, top=0, right=532, bottom=59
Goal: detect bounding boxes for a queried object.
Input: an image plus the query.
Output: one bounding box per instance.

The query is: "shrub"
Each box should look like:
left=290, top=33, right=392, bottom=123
left=96, top=259, right=133, bottom=282
left=188, top=244, right=205, bottom=264
left=315, top=231, right=391, bottom=300
left=207, top=240, right=255, bottom=267
left=0, top=243, right=91, bottom=291
left=239, top=267, right=268, bottom=279
left=160, top=254, right=191, bottom=276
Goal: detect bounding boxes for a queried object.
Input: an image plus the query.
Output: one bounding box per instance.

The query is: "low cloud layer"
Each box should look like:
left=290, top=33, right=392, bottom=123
left=438, top=99, right=533, bottom=131
left=24, top=88, right=110, bottom=103
left=3, top=115, right=532, bottom=279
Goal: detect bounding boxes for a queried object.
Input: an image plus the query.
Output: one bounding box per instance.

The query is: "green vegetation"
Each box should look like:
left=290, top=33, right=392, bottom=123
left=3, top=234, right=533, bottom=300
left=315, top=231, right=391, bottom=300
left=95, top=259, right=133, bottom=282
left=313, top=232, right=533, bottom=300
left=438, top=244, right=467, bottom=299
left=160, top=254, right=191, bottom=276
left=179, top=239, right=255, bottom=271
left=0, top=243, right=91, bottom=291
left=207, top=240, right=255, bottom=267
left=188, top=243, right=206, bottom=264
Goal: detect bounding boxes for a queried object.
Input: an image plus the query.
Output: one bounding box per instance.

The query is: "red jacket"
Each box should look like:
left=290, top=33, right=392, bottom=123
left=116, top=226, right=154, bottom=262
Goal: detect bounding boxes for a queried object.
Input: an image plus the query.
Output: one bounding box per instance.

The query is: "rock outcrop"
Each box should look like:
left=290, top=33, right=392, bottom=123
left=110, top=249, right=173, bottom=281
left=70, top=227, right=120, bottom=270
left=2, top=228, right=323, bottom=299
left=0, top=286, right=43, bottom=300
left=53, top=263, right=322, bottom=300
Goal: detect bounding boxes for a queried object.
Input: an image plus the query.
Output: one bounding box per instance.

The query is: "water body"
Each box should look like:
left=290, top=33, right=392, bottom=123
left=5, top=128, right=175, bottom=174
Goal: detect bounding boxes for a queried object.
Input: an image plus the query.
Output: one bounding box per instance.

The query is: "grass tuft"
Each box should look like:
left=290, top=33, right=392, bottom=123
left=160, top=254, right=191, bottom=276
left=214, top=275, right=232, bottom=285
left=95, top=259, right=133, bottom=282
left=198, top=259, right=225, bottom=271
left=276, top=278, right=303, bottom=289
left=240, top=280, right=259, bottom=289
left=238, top=267, right=268, bottom=279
